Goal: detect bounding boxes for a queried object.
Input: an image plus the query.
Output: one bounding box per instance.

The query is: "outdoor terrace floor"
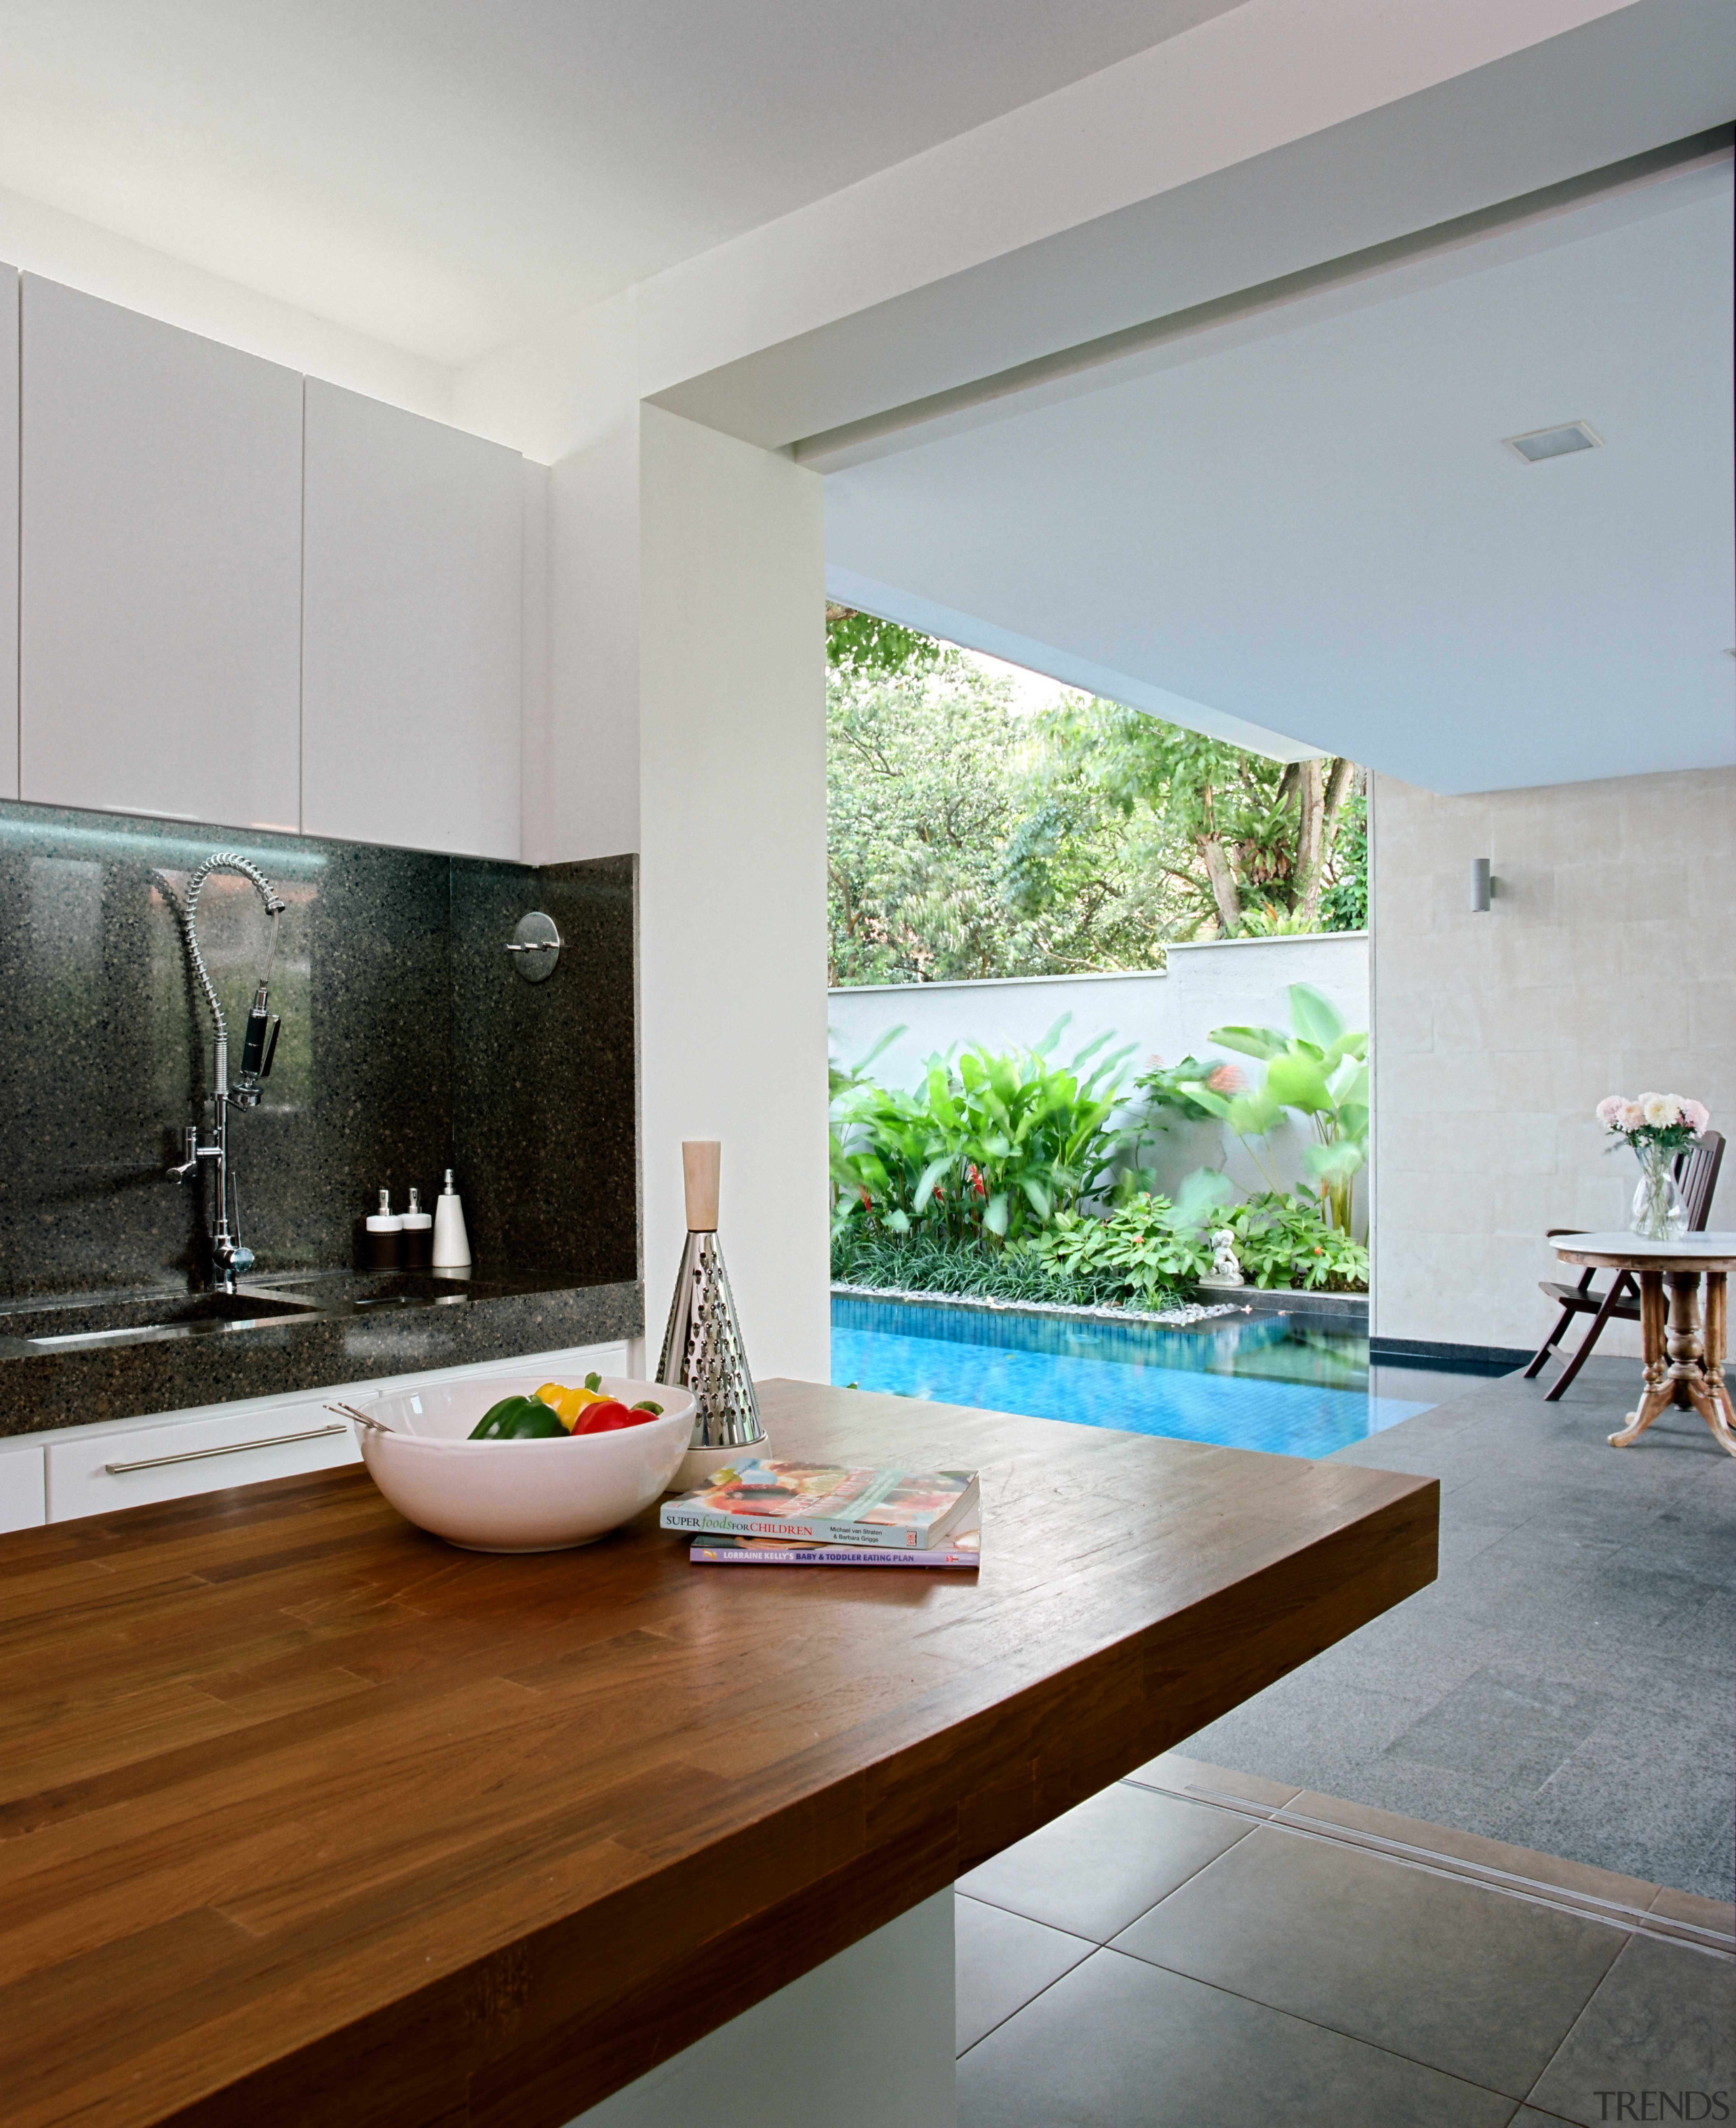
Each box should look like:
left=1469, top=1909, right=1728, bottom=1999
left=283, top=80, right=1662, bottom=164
left=1185, top=1354, right=1735, bottom=1901
left=949, top=1354, right=1734, bottom=2124
left=956, top=1753, right=1733, bottom=2127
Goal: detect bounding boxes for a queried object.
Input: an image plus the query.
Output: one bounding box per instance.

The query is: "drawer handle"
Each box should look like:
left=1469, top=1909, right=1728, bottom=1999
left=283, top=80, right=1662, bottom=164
left=103, top=1423, right=350, bottom=1476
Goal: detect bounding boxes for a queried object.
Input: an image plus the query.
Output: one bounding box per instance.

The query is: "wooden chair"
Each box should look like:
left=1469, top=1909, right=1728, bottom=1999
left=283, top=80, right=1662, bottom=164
left=1526, top=1130, right=1725, bottom=1400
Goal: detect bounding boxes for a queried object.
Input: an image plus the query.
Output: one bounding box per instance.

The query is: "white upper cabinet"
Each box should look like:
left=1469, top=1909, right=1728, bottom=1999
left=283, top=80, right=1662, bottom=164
left=0, top=267, right=17, bottom=803
left=302, top=380, right=523, bottom=859
left=18, top=277, right=303, bottom=831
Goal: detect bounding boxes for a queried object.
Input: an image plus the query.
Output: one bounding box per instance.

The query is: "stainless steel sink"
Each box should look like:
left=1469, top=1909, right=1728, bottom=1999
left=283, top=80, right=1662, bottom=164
left=0, top=1289, right=320, bottom=1349
left=262, top=1271, right=481, bottom=1309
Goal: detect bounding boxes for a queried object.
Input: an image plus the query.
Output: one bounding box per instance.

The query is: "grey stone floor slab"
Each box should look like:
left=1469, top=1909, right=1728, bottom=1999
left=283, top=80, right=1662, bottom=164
left=958, top=1949, right=1517, bottom=2128
left=1113, top=1824, right=1622, bottom=2099
left=957, top=1784, right=1252, bottom=1943
left=1499, top=1727, right=1736, bottom=1923
left=1385, top=1669, right=1611, bottom=1789
left=1526, top=1933, right=1736, bottom=2126
left=953, top=1893, right=1092, bottom=2055
left=1181, top=1360, right=1736, bottom=1897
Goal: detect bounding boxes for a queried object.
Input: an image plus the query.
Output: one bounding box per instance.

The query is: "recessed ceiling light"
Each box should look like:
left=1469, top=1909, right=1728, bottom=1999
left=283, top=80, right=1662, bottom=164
left=1504, top=420, right=1602, bottom=464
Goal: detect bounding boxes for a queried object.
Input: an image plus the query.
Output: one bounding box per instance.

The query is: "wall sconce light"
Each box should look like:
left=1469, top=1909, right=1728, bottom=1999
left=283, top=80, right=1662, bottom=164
left=1470, top=859, right=1494, bottom=913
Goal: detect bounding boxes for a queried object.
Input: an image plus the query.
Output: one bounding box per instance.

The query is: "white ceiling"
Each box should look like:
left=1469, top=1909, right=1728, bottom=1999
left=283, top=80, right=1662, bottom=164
left=823, top=160, right=1736, bottom=793
left=0, top=0, right=1242, bottom=364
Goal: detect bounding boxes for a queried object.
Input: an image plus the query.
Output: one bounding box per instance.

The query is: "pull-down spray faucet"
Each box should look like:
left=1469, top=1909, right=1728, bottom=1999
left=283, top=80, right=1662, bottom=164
left=164, top=853, right=286, bottom=1290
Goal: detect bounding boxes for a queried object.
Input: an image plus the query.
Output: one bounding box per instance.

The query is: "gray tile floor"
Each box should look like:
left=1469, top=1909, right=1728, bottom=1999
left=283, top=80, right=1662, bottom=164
left=955, top=1775, right=1735, bottom=2128
left=1182, top=1356, right=1736, bottom=1899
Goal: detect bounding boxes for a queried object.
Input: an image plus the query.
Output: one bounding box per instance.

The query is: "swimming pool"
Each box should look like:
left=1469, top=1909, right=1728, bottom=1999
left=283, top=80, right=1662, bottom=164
left=831, top=1295, right=1438, bottom=1459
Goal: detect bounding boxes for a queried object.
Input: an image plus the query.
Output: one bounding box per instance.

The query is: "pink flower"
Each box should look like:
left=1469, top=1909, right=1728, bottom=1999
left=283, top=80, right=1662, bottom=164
left=1618, top=1101, right=1646, bottom=1133
left=1208, top=1064, right=1246, bottom=1094
left=1595, top=1096, right=1625, bottom=1128
left=1682, top=1099, right=1711, bottom=1135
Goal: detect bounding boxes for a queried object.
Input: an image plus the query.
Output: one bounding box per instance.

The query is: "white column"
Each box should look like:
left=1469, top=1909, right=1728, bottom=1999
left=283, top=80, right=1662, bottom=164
left=635, top=406, right=830, bottom=1384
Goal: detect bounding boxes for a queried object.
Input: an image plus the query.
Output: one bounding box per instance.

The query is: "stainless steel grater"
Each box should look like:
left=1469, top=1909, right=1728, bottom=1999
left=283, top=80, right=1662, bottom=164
left=656, top=1142, right=766, bottom=1453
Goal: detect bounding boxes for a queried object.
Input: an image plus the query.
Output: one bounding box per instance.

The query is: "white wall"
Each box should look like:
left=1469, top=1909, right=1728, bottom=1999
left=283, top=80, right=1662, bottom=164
left=829, top=932, right=1368, bottom=1207
left=1370, top=768, right=1736, bottom=1351
left=454, top=0, right=1676, bottom=467
left=637, top=408, right=830, bottom=1383
left=0, top=179, right=455, bottom=425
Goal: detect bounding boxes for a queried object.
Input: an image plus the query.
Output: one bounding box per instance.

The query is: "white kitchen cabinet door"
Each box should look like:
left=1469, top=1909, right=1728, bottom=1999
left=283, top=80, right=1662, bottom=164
left=302, top=380, right=522, bottom=858
left=0, top=1442, right=45, bottom=1532
left=0, top=267, right=17, bottom=803
left=19, top=268, right=302, bottom=829
left=43, top=1393, right=363, bottom=1522
left=19, top=277, right=304, bottom=832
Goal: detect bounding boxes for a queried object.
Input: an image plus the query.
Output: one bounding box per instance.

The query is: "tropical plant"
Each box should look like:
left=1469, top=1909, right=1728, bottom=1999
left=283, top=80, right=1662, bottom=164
left=832, top=1227, right=1132, bottom=1309
left=1222, top=1193, right=1369, bottom=1292
left=829, top=1021, right=1135, bottom=1247
left=1145, top=985, right=1368, bottom=1234
left=1027, top=1172, right=1229, bottom=1307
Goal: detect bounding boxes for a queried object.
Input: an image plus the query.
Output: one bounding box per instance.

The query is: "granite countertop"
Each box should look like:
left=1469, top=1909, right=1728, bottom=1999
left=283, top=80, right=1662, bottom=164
left=0, top=1269, right=644, bottom=1436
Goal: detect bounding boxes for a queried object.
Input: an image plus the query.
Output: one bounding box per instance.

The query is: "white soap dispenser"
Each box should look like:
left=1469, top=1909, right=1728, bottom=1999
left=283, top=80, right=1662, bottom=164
left=431, top=1168, right=471, bottom=1272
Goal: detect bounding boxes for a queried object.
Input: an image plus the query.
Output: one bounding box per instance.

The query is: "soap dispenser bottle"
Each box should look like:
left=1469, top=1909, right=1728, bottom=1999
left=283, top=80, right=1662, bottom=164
left=431, top=1168, right=471, bottom=1272
left=401, top=1186, right=434, bottom=1271
left=363, top=1188, right=403, bottom=1272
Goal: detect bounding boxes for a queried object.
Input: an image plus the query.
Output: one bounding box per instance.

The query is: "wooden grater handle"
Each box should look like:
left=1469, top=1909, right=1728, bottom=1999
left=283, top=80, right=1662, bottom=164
left=682, top=1141, right=721, bottom=1232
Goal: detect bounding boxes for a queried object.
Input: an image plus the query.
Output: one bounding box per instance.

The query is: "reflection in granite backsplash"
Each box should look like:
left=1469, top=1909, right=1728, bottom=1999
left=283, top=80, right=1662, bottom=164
left=0, top=802, right=636, bottom=1296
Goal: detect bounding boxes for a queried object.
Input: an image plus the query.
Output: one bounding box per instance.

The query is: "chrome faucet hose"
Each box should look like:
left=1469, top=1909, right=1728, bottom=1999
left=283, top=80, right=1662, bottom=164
left=181, top=853, right=286, bottom=1041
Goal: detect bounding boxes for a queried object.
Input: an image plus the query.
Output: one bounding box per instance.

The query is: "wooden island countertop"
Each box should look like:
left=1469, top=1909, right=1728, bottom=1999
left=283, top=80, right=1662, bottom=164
left=0, top=1379, right=1438, bottom=2128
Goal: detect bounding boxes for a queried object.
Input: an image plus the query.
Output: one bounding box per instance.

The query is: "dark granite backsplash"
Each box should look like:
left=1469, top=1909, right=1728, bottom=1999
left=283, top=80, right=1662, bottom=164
left=0, top=802, right=637, bottom=1296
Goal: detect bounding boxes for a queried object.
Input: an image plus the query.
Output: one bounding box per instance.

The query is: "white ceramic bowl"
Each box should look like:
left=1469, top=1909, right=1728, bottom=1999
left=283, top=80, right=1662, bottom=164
left=355, top=1374, right=694, bottom=1552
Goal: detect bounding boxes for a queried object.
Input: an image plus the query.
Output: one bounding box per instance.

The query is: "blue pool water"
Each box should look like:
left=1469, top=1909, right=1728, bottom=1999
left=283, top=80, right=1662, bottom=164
left=831, top=1296, right=1436, bottom=1459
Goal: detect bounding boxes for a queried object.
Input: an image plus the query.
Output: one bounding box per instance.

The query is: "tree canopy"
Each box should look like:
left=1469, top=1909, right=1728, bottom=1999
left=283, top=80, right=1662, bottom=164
left=825, top=608, right=1365, bottom=986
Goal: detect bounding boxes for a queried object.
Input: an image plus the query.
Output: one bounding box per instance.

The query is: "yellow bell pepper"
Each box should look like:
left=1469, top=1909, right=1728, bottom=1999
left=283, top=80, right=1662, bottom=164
left=534, top=1381, right=611, bottom=1432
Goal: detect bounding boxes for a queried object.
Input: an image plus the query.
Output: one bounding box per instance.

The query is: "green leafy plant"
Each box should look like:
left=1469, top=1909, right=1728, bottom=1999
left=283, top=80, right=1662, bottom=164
left=832, top=1227, right=1132, bottom=1309
left=830, top=1019, right=1135, bottom=1248
left=1027, top=1172, right=1229, bottom=1309
left=1156, top=985, right=1369, bottom=1234
left=1222, top=1193, right=1369, bottom=1291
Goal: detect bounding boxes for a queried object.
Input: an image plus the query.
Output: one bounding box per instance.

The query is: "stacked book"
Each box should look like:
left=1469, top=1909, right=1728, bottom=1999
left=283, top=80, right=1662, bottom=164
left=660, top=1459, right=981, bottom=1569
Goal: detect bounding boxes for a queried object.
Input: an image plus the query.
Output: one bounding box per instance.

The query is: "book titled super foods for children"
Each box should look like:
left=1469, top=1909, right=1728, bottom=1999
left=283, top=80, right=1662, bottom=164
left=660, top=1460, right=980, bottom=1550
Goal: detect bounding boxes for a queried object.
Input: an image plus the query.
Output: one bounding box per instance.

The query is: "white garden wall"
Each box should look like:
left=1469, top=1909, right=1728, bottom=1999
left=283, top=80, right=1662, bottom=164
left=829, top=932, right=1368, bottom=1209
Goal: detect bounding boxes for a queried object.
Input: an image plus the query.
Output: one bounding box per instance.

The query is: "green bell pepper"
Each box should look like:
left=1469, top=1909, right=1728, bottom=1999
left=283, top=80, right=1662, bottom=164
left=468, top=1394, right=567, bottom=1441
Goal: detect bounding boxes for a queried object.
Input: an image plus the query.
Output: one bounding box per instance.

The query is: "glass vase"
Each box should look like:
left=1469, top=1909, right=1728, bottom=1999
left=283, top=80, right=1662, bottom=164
left=1630, top=1141, right=1686, bottom=1242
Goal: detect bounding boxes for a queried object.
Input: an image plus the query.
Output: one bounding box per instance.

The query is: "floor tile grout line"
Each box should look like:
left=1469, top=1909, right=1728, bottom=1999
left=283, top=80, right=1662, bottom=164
left=1103, top=1939, right=1597, bottom=2114
left=1120, top=1785, right=1735, bottom=1961
left=958, top=1806, right=1263, bottom=1949
left=952, top=1889, right=1097, bottom=1952
left=1516, top=1935, right=1642, bottom=2123
left=1078, top=1944, right=1539, bottom=2115
left=951, top=1924, right=1099, bottom=2064
left=1179, top=1781, right=1736, bottom=1946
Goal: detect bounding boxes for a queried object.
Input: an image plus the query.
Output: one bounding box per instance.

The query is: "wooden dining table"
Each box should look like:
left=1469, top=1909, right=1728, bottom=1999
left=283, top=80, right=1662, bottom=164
left=0, top=1377, right=1439, bottom=2128
left=1550, top=1232, right=1736, bottom=1456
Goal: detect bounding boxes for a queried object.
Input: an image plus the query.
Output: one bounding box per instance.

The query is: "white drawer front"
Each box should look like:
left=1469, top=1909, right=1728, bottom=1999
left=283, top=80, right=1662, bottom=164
left=45, top=1396, right=363, bottom=1522
left=37, top=1343, right=633, bottom=1523
left=0, top=1443, right=46, bottom=1531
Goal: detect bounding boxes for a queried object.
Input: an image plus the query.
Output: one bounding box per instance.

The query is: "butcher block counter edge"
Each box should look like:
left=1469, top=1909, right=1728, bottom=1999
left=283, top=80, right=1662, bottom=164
left=0, top=1377, right=1439, bottom=2128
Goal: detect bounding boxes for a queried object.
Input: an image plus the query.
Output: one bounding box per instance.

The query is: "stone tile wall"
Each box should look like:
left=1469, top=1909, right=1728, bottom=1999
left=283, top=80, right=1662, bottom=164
left=0, top=800, right=636, bottom=1295
left=1370, top=767, right=1736, bottom=1349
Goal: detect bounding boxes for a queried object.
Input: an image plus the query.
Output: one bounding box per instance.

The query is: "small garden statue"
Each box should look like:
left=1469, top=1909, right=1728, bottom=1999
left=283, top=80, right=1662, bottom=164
left=1200, top=1227, right=1246, bottom=1288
